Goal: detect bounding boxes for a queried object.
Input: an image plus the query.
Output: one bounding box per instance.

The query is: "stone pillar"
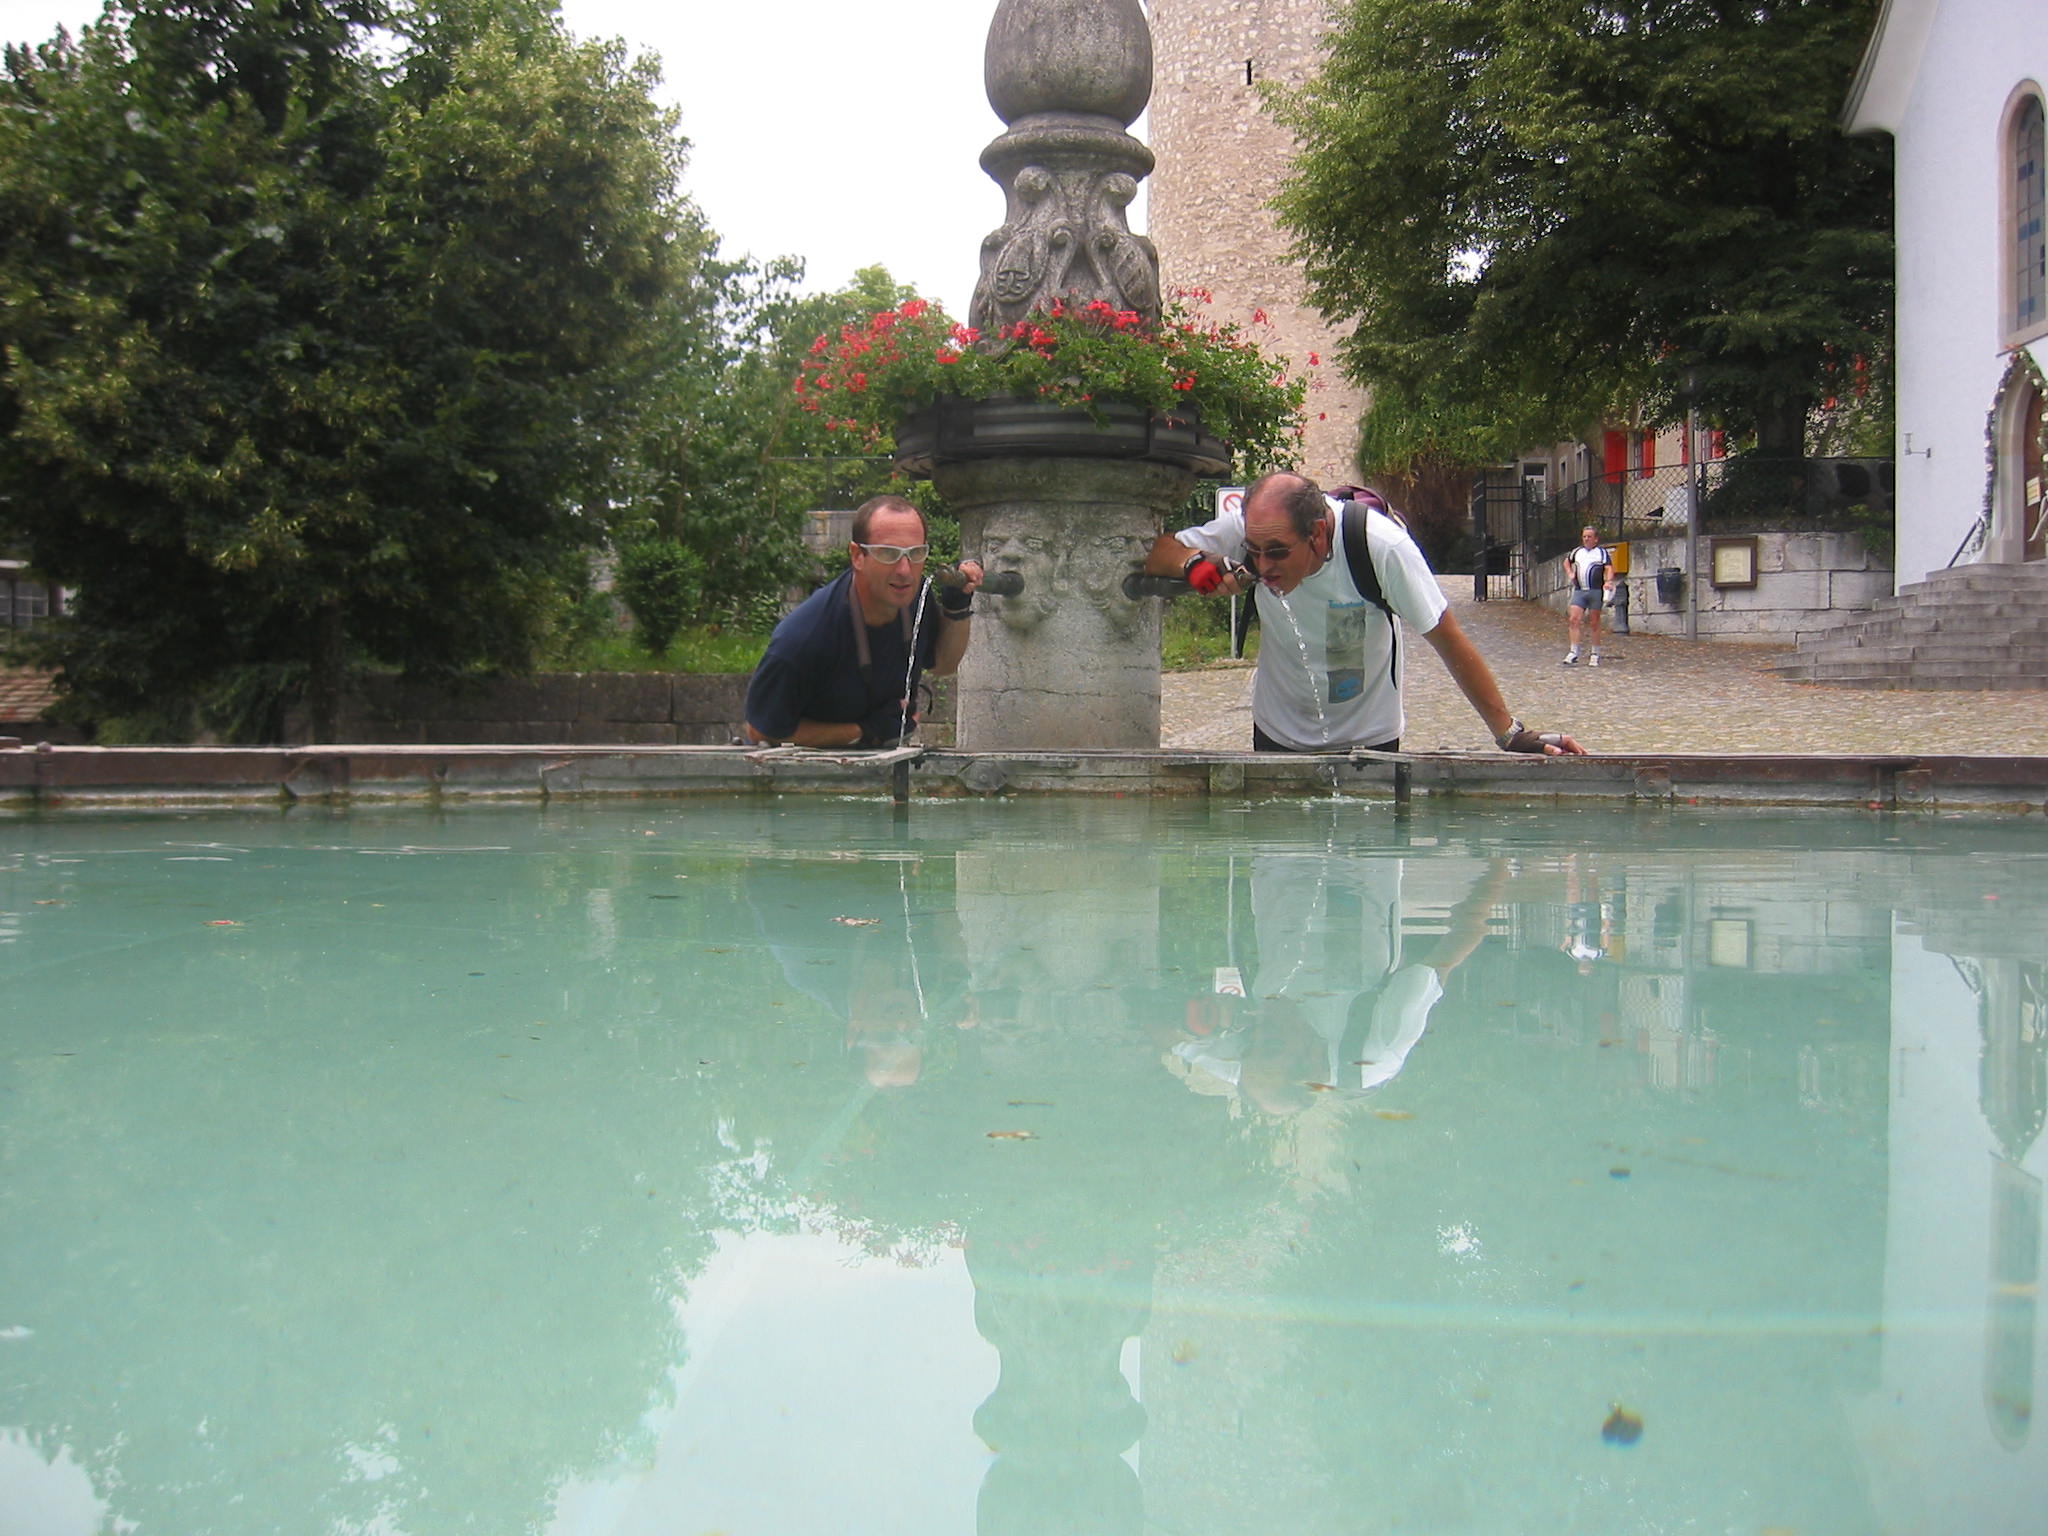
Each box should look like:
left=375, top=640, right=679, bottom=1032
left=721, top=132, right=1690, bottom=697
left=972, top=0, right=1161, bottom=330
left=903, top=0, right=1224, bottom=753
left=936, top=457, right=1191, bottom=750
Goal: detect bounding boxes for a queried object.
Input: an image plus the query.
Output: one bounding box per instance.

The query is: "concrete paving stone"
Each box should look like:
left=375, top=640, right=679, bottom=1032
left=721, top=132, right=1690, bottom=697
left=1160, top=587, right=2048, bottom=756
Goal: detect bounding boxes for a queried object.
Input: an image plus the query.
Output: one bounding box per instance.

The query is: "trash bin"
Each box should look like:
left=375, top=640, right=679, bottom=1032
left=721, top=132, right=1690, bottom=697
left=1655, top=566, right=1684, bottom=605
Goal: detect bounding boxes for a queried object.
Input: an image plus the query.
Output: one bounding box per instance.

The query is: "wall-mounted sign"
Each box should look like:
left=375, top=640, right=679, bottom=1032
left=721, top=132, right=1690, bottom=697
left=1710, top=536, right=1759, bottom=589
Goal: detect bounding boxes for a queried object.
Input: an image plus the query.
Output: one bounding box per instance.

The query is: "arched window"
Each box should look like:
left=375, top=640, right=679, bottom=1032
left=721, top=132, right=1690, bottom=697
left=2013, top=94, right=2046, bottom=338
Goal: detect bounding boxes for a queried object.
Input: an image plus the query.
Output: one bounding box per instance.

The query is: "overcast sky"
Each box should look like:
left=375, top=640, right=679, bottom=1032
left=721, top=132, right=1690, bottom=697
left=0, top=0, right=1042, bottom=317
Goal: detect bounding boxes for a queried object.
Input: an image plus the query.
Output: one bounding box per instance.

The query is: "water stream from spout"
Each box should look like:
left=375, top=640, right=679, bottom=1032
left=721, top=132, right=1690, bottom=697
left=898, top=578, right=932, bottom=745
left=1263, top=589, right=1332, bottom=748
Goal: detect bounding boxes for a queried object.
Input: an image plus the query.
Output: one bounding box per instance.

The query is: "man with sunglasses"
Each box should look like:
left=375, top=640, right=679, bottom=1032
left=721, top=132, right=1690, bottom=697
left=1144, top=472, right=1582, bottom=755
left=745, top=495, right=983, bottom=748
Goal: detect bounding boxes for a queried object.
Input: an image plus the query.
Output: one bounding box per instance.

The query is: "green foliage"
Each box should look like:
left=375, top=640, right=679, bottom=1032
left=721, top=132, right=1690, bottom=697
left=547, top=623, right=771, bottom=674
left=0, top=0, right=693, bottom=740
left=1809, top=344, right=1895, bottom=457
left=1161, top=597, right=1256, bottom=671
left=1272, top=0, right=1893, bottom=457
left=609, top=262, right=920, bottom=629
left=1701, top=457, right=1811, bottom=529
left=796, top=293, right=1309, bottom=475
left=614, top=537, right=703, bottom=656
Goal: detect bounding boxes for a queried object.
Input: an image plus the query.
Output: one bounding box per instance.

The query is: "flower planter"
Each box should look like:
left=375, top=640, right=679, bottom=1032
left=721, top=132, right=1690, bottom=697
left=892, top=396, right=1232, bottom=479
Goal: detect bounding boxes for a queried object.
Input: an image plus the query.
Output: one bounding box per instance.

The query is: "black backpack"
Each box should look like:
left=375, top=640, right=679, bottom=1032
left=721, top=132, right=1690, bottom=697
left=1337, top=500, right=1399, bottom=689
left=1338, top=500, right=1393, bottom=615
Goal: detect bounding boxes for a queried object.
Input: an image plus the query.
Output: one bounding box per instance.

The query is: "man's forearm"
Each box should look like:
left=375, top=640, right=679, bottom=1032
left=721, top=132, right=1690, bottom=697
left=1145, top=533, right=1197, bottom=577
left=930, top=610, right=972, bottom=677
left=1421, top=609, right=1514, bottom=741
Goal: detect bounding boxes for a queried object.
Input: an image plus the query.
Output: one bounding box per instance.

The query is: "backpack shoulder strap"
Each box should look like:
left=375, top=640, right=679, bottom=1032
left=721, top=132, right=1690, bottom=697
left=1340, top=501, right=1392, bottom=616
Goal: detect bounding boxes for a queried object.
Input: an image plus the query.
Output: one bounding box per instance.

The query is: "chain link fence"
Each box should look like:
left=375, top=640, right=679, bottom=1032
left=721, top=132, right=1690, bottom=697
left=1470, top=457, right=1895, bottom=598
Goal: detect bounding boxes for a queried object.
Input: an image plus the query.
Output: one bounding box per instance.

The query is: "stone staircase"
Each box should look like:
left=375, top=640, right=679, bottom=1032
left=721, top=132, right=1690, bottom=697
left=1769, top=561, right=2048, bottom=689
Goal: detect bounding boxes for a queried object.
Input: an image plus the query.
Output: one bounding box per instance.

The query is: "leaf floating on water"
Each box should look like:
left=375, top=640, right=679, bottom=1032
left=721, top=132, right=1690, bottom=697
left=34, top=899, right=65, bottom=906
left=1305, top=1081, right=1336, bottom=1093
left=1373, top=1109, right=1415, bottom=1121
left=1601, top=1404, right=1643, bottom=1445
left=1610, top=1167, right=1631, bottom=1179
left=834, top=916, right=881, bottom=927
left=1007, top=1099, right=1054, bottom=1107
left=986, top=1130, right=1037, bottom=1140
left=206, top=919, right=242, bottom=927
left=1171, top=1340, right=1199, bottom=1365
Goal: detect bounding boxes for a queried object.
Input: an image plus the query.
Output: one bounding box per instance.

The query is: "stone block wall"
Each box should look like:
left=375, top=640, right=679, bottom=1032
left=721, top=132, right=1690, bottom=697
left=1147, top=0, right=1370, bottom=488
left=1533, top=530, right=1891, bottom=642
left=295, top=673, right=957, bottom=746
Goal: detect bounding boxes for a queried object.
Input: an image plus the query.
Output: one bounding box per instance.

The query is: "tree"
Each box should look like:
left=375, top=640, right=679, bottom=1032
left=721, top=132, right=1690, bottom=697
left=613, top=536, right=701, bottom=655
left=1272, top=0, right=1893, bottom=459
left=0, top=0, right=695, bottom=739
left=611, top=262, right=920, bottom=629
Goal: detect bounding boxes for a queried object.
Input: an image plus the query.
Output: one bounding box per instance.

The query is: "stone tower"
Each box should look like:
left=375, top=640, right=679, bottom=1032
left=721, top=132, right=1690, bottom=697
left=1146, top=0, right=1370, bottom=488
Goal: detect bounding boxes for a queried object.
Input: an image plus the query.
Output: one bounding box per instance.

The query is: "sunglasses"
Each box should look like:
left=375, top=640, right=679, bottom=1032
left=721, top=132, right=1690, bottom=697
left=855, top=542, right=931, bottom=565
left=1241, top=538, right=1308, bottom=564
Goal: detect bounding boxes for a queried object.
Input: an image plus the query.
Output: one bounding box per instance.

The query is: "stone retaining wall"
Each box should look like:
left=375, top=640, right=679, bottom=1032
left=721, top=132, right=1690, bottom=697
left=1536, top=530, right=1891, bottom=642
left=292, top=673, right=956, bottom=747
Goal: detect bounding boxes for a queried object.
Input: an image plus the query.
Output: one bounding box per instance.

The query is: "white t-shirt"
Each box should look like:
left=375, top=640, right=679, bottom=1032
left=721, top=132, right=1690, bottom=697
left=1170, top=852, right=1445, bottom=1098
left=1568, top=544, right=1612, bottom=591
left=1178, top=500, right=1449, bottom=749
left=1250, top=852, right=1443, bottom=1090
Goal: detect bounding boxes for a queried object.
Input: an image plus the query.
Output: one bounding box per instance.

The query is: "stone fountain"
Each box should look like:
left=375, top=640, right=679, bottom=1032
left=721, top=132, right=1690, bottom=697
left=893, top=0, right=1226, bottom=752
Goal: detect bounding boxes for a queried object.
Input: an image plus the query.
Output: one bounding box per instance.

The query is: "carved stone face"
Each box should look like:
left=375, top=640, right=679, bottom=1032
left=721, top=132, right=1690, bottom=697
left=1074, top=530, right=1148, bottom=637
left=983, top=529, right=1060, bottom=631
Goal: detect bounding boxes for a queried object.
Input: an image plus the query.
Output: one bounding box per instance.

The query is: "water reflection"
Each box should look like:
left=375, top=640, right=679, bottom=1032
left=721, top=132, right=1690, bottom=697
left=1168, top=852, right=1507, bottom=1116
left=1, top=804, right=2044, bottom=1534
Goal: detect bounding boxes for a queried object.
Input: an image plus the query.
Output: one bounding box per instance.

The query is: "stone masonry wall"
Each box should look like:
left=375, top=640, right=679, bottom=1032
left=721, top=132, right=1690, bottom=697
left=1148, top=0, right=1369, bottom=489
left=293, top=674, right=956, bottom=747
left=1533, top=531, right=1892, bottom=643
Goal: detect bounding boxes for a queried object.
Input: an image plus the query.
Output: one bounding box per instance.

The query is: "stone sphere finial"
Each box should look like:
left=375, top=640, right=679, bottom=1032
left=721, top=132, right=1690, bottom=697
left=971, top=0, right=1162, bottom=332
left=985, top=0, right=1152, bottom=128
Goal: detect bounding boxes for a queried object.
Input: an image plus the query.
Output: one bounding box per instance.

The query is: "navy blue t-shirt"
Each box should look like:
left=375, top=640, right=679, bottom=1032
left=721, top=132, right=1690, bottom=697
left=745, top=570, right=941, bottom=742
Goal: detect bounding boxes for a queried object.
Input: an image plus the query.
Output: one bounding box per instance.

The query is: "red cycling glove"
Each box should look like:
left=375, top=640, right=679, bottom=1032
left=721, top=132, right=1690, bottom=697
left=1184, top=555, right=1227, bottom=594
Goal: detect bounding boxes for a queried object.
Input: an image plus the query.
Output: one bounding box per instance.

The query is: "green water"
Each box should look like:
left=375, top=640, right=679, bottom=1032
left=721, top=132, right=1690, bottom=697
left=2, top=799, right=2044, bottom=1536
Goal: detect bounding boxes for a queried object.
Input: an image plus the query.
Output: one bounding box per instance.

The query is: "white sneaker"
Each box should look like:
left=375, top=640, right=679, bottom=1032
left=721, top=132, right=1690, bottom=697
left=1563, top=647, right=1579, bottom=665
left=1588, top=652, right=1601, bottom=668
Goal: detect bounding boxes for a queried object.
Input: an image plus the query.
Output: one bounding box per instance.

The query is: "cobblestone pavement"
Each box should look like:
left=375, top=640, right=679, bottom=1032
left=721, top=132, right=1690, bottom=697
left=1161, top=586, right=2046, bottom=755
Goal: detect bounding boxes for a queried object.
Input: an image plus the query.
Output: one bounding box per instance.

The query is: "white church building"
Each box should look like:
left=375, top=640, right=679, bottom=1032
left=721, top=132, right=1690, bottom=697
left=1844, top=0, right=2048, bottom=586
